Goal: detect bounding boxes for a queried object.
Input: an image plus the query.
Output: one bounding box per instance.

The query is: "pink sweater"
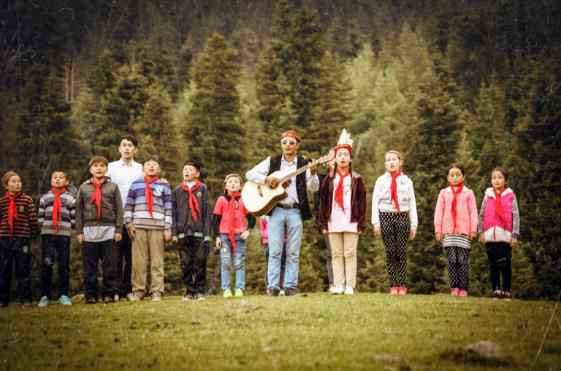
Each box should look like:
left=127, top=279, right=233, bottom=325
left=434, top=186, right=478, bottom=236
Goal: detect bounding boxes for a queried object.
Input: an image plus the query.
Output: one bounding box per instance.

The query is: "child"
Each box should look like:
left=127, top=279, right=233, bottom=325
left=172, top=161, right=211, bottom=301
left=76, top=156, right=123, bottom=304
left=434, top=163, right=478, bottom=297
left=0, top=171, right=37, bottom=307
left=318, top=130, right=366, bottom=295
left=37, top=171, right=76, bottom=307
left=479, top=167, right=520, bottom=300
left=124, top=157, right=172, bottom=302
left=372, top=150, right=417, bottom=295
left=212, top=174, right=255, bottom=298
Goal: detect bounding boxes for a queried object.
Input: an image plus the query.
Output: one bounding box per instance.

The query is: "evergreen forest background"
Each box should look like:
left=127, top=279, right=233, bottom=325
left=1, top=0, right=560, bottom=299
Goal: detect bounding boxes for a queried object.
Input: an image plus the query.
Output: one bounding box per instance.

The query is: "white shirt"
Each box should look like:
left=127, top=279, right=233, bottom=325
left=371, top=172, right=418, bottom=228
left=245, top=155, right=319, bottom=205
left=107, top=159, right=144, bottom=205
left=328, top=174, right=357, bottom=233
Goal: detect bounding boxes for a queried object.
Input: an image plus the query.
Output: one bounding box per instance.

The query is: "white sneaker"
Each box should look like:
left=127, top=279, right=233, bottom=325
left=152, top=293, right=162, bottom=302
left=127, top=293, right=140, bottom=301
left=328, top=285, right=338, bottom=294
left=332, top=286, right=344, bottom=295
left=344, top=286, right=354, bottom=295
left=114, top=294, right=120, bottom=302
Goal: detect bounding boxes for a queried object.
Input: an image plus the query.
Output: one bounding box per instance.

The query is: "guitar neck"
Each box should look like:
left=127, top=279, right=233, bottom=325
left=278, top=162, right=313, bottom=184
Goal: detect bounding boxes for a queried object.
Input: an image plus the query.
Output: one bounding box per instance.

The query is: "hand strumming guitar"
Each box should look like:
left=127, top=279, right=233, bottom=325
left=265, top=176, right=280, bottom=188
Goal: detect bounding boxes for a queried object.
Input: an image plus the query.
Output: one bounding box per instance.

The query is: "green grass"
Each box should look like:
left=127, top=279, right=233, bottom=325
left=0, top=293, right=560, bottom=371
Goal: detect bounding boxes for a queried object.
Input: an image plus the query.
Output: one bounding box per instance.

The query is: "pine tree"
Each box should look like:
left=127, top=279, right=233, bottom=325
left=185, top=33, right=244, bottom=197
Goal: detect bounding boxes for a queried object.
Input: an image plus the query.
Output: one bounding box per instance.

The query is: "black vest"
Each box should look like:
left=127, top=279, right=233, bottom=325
left=268, top=155, right=312, bottom=220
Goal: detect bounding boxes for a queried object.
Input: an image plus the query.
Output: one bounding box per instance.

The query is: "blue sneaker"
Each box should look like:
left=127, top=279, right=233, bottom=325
left=59, top=295, right=72, bottom=306
left=38, top=296, right=49, bottom=308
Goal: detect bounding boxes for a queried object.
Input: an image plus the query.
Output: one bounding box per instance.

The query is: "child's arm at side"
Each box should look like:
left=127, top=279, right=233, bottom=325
left=434, top=190, right=445, bottom=241
left=478, top=196, right=488, bottom=242
left=511, top=194, right=521, bottom=245
left=468, top=190, right=478, bottom=239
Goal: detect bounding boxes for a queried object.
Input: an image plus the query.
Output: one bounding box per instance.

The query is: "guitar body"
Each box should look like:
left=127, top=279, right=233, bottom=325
left=242, top=171, right=288, bottom=216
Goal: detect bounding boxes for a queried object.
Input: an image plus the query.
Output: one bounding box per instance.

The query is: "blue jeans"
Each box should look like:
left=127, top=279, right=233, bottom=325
left=268, top=207, right=303, bottom=290
left=220, top=234, right=246, bottom=290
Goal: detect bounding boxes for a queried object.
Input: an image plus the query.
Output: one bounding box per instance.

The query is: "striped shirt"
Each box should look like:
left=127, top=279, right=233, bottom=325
left=38, top=190, right=76, bottom=237
left=442, top=234, right=471, bottom=249
left=124, top=179, right=172, bottom=230
left=0, top=193, right=38, bottom=238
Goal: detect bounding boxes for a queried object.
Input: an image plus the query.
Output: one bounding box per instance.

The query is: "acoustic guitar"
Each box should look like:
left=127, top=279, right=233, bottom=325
left=242, top=154, right=333, bottom=216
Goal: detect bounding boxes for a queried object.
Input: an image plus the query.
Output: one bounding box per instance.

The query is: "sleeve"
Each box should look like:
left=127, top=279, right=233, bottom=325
left=37, top=195, right=46, bottom=228
left=408, top=179, right=418, bottom=229
left=247, top=214, right=256, bottom=230
left=211, top=214, right=222, bottom=236
left=512, top=194, right=520, bottom=239
left=28, top=197, right=38, bottom=236
left=306, top=169, right=319, bottom=193
left=171, top=188, right=177, bottom=235
left=356, top=177, right=367, bottom=232
left=478, top=196, right=488, bottom=234
left=114, top=185, right=124, bottom=230
left=212, top=197, right=225, bottom=216
left=371, top=178, right=381, bottom=227
left=75, top=187, right=84, bottom=233
left=163, top=184, right=173, bottom=230
left=468, top=191, right=478, bottom=235
left=434, top=190, right=445, bottom=235
left=69, top=194, right=76, bottom=230
left=245, top=157, right=271, bottom=183
left=124, top=183, right=135, bottom=226
left=202, top=187, right=211, bottom=241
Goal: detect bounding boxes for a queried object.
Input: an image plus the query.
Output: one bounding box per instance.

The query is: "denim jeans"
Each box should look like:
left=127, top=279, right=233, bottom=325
left=268, top=207, right=303, bottom=290
left=220, top=234, right=246, bottom=290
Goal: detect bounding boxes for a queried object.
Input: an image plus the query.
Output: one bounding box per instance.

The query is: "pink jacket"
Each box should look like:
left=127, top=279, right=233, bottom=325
left=259, top=217, right=269, bottom=246
left=434, top=186, right=478, bottom=236
left=479, top=187, right=520, bottom=242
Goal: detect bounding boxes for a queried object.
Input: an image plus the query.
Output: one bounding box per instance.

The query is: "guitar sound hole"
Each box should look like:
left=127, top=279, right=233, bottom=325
left=258, top=185, right=263, bottom=197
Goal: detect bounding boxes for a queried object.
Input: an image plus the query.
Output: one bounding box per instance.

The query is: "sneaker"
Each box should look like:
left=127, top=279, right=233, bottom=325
left=223, top=289, right=233, bottom=298
left=59, top=295, right=72, bottom=306
left=458, top=289, right=468, bottom=297
left=502, top=291, right=512, bottom=301
left=279, top=289, right=285, bottom=296
left=331, top=286, right=344, bottom=295
left=113, top=294, right=120, bottom=302
left=284, top=288, right=298, bottom=296
left=38, top=296, right=49, bottom=307
left=127, top=293, right=141, bottom=302
left=451, top=288, right=460, bottom=296
left=194, top=293, right=206, bottom=301
left=390, top=287, right=399, bottom=295
left=182, top=294, right=193, bottom=302
left=86, top=297, right=97, bottom=304
left=103, top=296, right=114, bottom=303
left=267, top=287, right=280, bottom=296
left=235, top=289, right=244, bottom=297
left=398, top=287, right=408, bottom=295
left=344, top=286, right=354, bottom=295
left=152, top=293, right=162, bottom=302
left=492, top=290, right=502, bottom=300
left=328, top=285, right=338, bottom=294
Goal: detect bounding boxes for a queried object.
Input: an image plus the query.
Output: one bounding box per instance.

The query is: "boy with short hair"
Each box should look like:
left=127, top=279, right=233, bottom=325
left=172, top=161, right=211, bottom=301
left=0, top=171, right=38, bottom=307
left=37, top=171, right=76, bottom=307
left=76, top=156, right=123, bottom=304
left=125, top=157, right=172, bottom=302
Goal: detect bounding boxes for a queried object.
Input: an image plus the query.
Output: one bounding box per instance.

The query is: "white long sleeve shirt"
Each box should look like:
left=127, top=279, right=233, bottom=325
left=371, top=172, right=418, bottom=229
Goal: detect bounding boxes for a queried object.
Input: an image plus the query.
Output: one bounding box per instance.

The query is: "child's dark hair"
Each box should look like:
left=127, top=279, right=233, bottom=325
left=183, top=161, right=202, bottom=171
left=448, top=163, right=465, bottom=175
left=120, top=134, right=138, bottom=147
left=144, top=155, right=160, bottom=165
left=491, top=167, right=509, bottom=182
left=51, top=170, right=67, bottom=179
left=88, top=156, right=109, bottom=167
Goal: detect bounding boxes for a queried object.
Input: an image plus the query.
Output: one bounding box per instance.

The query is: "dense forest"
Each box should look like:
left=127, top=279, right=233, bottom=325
left=1, top=0, right=560, bottom=298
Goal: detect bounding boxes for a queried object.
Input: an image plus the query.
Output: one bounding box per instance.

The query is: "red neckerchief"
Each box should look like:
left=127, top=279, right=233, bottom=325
left=226, top=191, right=242, bottom=253
left=494, top=187, right=506, bottom=225
left=390, top=171, right=401, bottom=212
left=451, top=182, right=464, bottom=232
left=90, top=178, right=104, bottom=220
left=50, top=187, right=66, bottom=232
left=334, top=170, right=350, bottom=210
left=180, top=180, right=202, bottom=221
left=144, top=176, right=159, bottom=217
left=5, top=192, right=18, bottom=236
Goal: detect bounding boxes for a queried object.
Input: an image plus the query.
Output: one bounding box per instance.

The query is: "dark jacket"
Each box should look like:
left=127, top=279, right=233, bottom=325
left=172, top=182, right=211, bottom=239
left=75, top=177, right=123, bottom=232
left=0, top=192, right=38, bottom=238
left=318, top=171, right=367, bottom=232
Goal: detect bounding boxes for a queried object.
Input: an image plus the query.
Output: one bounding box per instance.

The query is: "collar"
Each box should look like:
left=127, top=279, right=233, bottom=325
left=485, top=187, right=513, bottom=198
left=446, top=185, right=469, bottom=194
left=119, top=159, right=138, bottom=167
left=281, top=155, right=297, bottom=166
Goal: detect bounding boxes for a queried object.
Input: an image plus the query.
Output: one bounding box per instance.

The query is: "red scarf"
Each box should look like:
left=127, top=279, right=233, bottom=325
left=51, top=187, right=65, bottom=232
left=180, top=180, right=202, bottom=221
left=390, top=171, right=401, bottom=212
left=451, top=183, right=464, bottom=232
left=226, top=191, right=242, bottom=253
left=5, top=192, right=18, bottom=236
left=334, top=170, right=350, bottom=210
left=144, top=176, right=159, bottom=217
left=90, top=179, right=103, bottom=220
left=494, top=188, right=506, bottom=225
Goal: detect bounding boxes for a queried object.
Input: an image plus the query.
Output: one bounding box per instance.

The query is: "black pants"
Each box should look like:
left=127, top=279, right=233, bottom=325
left=0, top=238, right=32, bottom=305
left=380, top=212, right=410, bottom=287
left=40, top=235, right=70, bottom=299
left=82, top=240, right=118, bottom=299
left=116, top=226, right=132, bottom=296
left=180, top=237, right=209, bottom=295
left=486, top=242, right=512, bottom=292
left=446, top=246, right=470, bottom=290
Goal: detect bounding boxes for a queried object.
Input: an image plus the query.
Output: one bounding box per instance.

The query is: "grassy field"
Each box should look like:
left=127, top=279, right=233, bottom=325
left=0, top=293, right=560, bottom=371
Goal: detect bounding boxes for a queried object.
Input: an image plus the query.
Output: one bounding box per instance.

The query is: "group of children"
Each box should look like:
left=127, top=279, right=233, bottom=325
left=0, top=131, right=520, bottom=307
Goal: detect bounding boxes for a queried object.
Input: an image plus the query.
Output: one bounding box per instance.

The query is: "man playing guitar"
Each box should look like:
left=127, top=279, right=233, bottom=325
left=245, top=130, right=319, bottom=296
